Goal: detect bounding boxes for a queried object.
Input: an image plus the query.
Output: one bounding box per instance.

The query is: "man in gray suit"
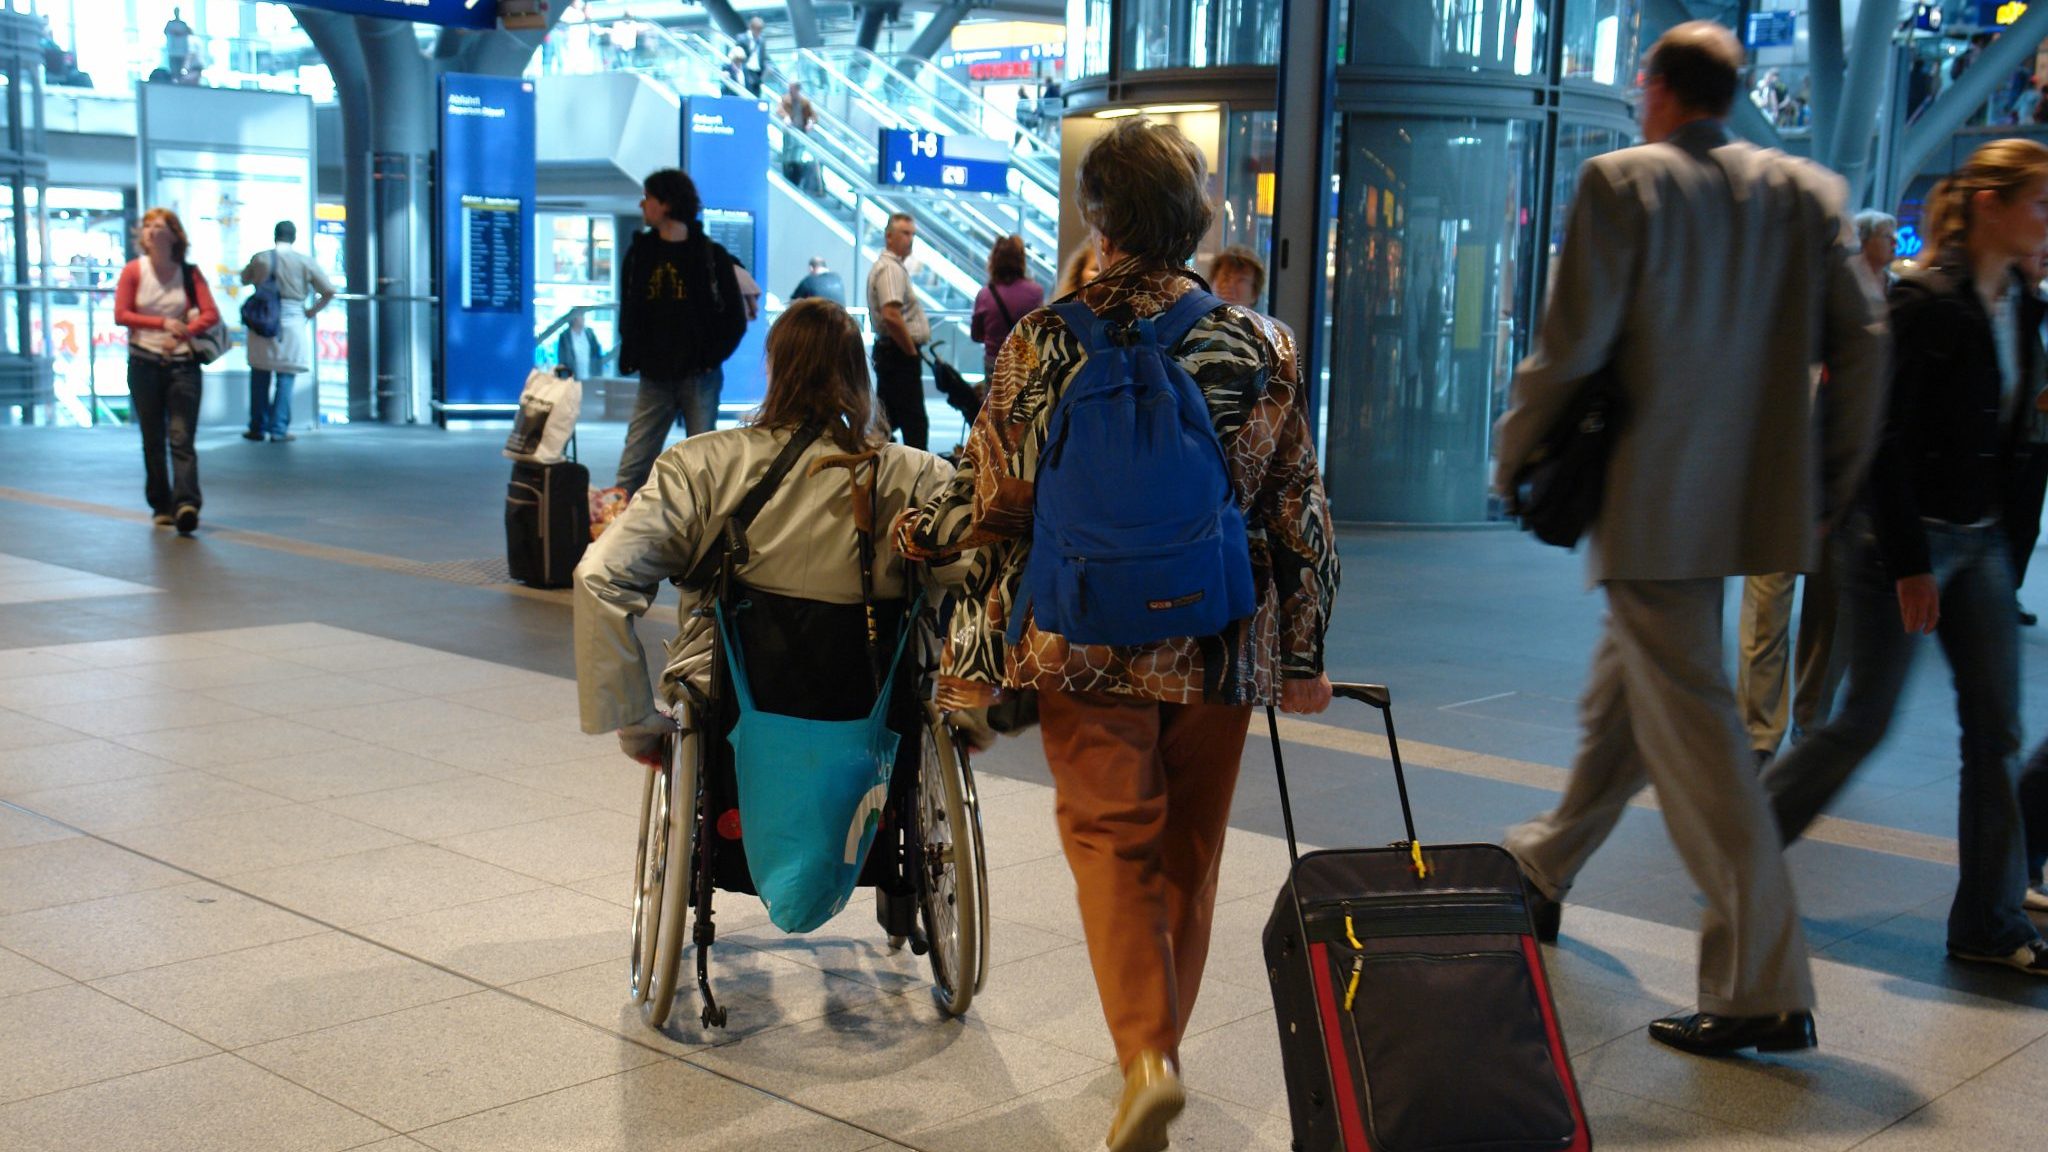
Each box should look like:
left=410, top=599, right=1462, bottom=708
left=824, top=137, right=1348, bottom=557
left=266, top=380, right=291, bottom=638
left=1493, top=22, right=1888, bottom=1057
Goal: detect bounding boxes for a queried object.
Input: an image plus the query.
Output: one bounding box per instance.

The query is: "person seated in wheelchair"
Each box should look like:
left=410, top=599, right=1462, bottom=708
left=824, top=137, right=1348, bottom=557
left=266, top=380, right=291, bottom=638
left=572, top=297, right=957, bottom=765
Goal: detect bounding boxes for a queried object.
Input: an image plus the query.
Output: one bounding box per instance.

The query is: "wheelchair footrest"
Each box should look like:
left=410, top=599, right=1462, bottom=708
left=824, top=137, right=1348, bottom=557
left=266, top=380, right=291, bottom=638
left=875, top=886, right=919, bottom=938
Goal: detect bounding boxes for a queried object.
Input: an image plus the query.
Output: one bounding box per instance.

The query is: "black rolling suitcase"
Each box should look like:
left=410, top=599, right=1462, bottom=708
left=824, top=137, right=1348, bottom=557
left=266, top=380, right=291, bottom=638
left=506, top=460, right=590, bottom=588
left=1263, top=683, right=1590, bottom=1152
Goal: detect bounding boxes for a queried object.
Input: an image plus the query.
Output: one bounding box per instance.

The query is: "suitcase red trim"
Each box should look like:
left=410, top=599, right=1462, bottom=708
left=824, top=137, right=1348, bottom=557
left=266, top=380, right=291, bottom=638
left=1523, top=935, right=1592, bottom=1152
left=1310, top=940, right=1372, bottom=1151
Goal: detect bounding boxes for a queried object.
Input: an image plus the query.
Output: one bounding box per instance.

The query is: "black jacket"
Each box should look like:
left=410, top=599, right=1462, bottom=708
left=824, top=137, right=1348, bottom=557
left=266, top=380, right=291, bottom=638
left=616, top=227, right=747, bottom=379
left=1868, top=262, right=2046, bottom=578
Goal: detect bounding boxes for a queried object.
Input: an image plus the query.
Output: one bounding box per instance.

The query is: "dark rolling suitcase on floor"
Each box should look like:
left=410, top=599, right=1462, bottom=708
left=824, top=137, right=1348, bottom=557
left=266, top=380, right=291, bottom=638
left=1263, top=683, right=1590, bottom=1152
left=506, top=459, right=590, bottom=588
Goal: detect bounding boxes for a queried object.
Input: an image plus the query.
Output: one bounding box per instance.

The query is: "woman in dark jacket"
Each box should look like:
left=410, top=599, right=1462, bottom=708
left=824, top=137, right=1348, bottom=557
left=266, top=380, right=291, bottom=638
left=1762, top=137, right=2048, bottom=976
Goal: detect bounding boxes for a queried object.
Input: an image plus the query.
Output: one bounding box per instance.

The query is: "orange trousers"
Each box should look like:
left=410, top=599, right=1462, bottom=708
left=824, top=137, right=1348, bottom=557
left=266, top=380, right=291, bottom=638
left=1038, top=688, right=1253, bottom=1072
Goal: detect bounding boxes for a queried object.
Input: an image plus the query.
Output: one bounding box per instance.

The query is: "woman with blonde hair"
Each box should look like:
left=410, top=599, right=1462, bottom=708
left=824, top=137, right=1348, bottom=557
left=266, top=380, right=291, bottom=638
left=115, top=207, right=219, bottom=534
left=1055, top=241, right=1098, bottom=299
left=1764, top=137, right=2048, bottom=976
left=573, top=298, right=955, bottom=760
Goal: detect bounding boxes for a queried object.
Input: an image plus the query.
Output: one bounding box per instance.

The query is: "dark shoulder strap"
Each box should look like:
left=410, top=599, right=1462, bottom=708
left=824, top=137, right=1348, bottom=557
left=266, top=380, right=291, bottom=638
left=179, top=262, right=196, bottom=299
left=679, top=423, right=823, bottom=590
left=991, top=283, right=1015, bottom=328
left=1151, top=288, right=1223, bottom=349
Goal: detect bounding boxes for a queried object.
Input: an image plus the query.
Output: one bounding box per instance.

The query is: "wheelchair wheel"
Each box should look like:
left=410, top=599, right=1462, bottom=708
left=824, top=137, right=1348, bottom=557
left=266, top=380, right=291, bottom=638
left=916, top=702, right=987, bottom=1015
left=628, top=712, right=699, bottom=1029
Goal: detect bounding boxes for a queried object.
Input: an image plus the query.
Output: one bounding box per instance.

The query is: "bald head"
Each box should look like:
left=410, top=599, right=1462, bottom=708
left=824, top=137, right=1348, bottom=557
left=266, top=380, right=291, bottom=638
left=1644, top=21, right=1744, bottom=117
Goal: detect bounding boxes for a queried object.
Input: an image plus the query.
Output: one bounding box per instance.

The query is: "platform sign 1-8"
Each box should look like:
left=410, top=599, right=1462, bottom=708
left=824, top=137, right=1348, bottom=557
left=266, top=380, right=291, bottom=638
left=876, top=129, right=1012, bottom=196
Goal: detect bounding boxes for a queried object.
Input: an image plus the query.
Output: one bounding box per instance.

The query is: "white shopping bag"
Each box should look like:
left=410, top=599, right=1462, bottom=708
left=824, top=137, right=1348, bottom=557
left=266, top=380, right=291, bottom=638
left=504, top=367, right=582, bottom=463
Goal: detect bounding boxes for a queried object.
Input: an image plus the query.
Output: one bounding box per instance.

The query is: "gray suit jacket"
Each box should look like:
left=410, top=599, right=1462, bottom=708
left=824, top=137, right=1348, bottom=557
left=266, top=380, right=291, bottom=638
left=1494, top=121, right=1888, bottom=582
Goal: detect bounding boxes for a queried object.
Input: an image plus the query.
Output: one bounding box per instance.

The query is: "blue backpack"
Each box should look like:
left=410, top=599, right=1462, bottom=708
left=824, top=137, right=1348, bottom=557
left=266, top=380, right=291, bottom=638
left=1009, top=289, right=1255, bottom=648
left=240, top=252, right=281, bottom=339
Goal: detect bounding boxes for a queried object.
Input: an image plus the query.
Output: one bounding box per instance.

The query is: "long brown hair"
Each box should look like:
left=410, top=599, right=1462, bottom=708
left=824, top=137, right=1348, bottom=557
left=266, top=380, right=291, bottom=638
left=1921, top=138, right=2048, bottom=263
left=754, top=298, right=882, bottom=452
left=987, top=234, right=1026, bottom=285
left=136, top=207, right=190, bottom=264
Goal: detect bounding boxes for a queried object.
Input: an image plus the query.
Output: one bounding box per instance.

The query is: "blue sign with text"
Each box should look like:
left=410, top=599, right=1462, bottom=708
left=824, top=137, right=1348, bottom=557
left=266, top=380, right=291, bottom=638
left=684, top=96, right=771, bottom=408
left=438, top=74, right=535, bottom=413
left=1746, top=11, right=1796, bottom=47
left=291, top=0, right=497, bottom=30
left=877, top=130, right=1012, bottom=196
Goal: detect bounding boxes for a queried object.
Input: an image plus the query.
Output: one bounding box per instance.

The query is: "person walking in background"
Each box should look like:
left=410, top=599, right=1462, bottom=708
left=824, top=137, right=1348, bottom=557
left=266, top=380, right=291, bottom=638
left=556, top=307, right=607, bottom=380
left=240, top=220, right=335, bottom=444
left=789, top=256, right=844, bottom=306
left=1208, top=245, right=1299, bottom=351
left=1055, top=243, right=1098, bottom=299
left=896, top=118, right=1337, bottom=1152
left=614, top=169, right=751, bottom=496
left=2007, top=246, right=2048, bottom=626
left=117, top=207, right=220, bottom=536
left=720, top=46, right=746, bottom=90
left=1493, top=23, right=1888, bottom=1055
left=866, top=212, right=931, bottom=450
left=738, top=15, right=770, bottom=95
left=970, top=235, right=1043, bottom=381
left=1763, top=139, right=2048, bottom=978
left=1856, top=211, right=1899, bottom=287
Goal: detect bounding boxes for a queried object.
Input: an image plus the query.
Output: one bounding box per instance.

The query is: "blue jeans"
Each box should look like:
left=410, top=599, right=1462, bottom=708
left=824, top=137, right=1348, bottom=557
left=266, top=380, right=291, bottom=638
left=1762, top=517, right=2035, bottom=955
left=249, top=369, right=294, bottom=437
left=2019, top=740, right=2048, bottom=883
left=616, top=369, right=722, bottom=495
left=130, top=351, right=202, bottom=514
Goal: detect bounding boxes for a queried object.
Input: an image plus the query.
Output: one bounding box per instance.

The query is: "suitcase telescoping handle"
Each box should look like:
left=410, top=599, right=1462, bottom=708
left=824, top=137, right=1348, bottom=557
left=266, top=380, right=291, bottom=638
left=1267, top=682, right=1421, bottom=870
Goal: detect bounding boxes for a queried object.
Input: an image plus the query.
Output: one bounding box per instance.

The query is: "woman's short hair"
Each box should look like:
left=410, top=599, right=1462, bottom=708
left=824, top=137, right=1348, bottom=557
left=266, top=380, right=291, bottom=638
left=643, top=168, right=702, bottom=223
left=1076, top=118, right=1214, bottom=264
left=987, top=235, right=1027, bottom=284
left=755, top=298, right=881, bottom=452
left=137, top=207, right=190, bottom=264
left=1209, top=246, right=1266, bottom=298
left=1852, top=210, right=1897, bottom=244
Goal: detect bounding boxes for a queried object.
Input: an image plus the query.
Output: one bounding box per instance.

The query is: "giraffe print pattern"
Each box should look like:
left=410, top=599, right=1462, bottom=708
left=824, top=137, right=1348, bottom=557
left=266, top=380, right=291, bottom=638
left=895, top=260, right=1339, bottom=708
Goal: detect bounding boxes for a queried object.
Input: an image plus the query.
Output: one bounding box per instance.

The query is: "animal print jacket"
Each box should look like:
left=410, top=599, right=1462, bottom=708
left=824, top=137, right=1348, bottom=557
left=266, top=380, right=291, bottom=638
left=893, top=260, right=1339, bottom=707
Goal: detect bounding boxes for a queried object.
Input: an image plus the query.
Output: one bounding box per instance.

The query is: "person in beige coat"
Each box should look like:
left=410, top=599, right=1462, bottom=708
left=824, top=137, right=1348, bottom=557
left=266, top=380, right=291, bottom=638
left=573, top=299, right=956, bottom=758
left=1491, top=23, right=1888, bottom=1057
left=239, top=221, right=334, bottom=442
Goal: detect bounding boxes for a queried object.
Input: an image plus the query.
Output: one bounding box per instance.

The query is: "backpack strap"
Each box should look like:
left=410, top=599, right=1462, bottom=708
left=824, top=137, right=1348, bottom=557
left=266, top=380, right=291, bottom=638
left=678, top=423, right=822, bottom=591
left=1148, top=288, right=1224, bottom=350
left=1049, top=299, right=1111, bottom=353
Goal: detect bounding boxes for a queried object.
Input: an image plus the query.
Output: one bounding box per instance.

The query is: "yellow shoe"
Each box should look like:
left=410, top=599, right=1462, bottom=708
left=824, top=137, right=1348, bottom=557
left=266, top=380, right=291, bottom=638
left=1106, top=1050, right=1184, bottom=1152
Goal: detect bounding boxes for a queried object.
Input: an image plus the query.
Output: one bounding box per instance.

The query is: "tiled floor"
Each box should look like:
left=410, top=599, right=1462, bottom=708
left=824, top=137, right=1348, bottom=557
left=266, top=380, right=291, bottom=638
left=2, top=424, right=2046, bottom=1149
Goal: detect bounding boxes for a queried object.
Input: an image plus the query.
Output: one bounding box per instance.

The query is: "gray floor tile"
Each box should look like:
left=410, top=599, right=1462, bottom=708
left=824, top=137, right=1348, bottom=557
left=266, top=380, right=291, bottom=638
left=1573, top=1084, right=1817, bottom=1151
left=229, top=842, right=548, bottom=928
left=724, top=898, right=939, bottom=995
left=1970, top=1029, right=2048, bottom=1097
left=908, top=1069, right=1294, bottom=1152
left=109, top=803, right=409, bottom=877
left=357, top=885, right=629, bottom=987
left=203, top=744, right=473, bottom=803
left=688, top=993, right=1105, bottom=1136
left=0, top=803, right=79, bottom=851
left=292, top=698, right=511, bottom=747
left=982, top=915, right=1082, bottom=970
left=409, top=1059, right=886, bottom=1152
left=0, top=1052, right=391, bottom=1152
left=408, top=719, right=619, bottom=773
left=315, top=774, right=592, bottom=841
left=0, top=879, right=325, bottom=980
left=509, top=945, right=887, bottom=1055
left=0, top=647, right=92, bottom=680
left=113, top=716, right=365, bottom=769
left=239, top=991, right=660, bottom=1132
left=351, top=654, right=563, bottom=698
left=436, top=678, right=583, bottom=722
left=965, top=942, right=1269, bottom=1067
left=0, top=833, right=188, bottom=915
left=0, top=667, right=165, bottom=710
left=178, top=622, right=372, bottom=655
left=480, top=754, right=646, bottom=816
left=122, top=651, right=330, bottom=692
left=91, top=931, right=479, bottom=1050
left=10, top=770, right=294, bottom=834
left=197, top=671, right=415, bottom=718
left=0, top=708, right=81, bottom=751
left=982, top=853, right=1085, bottom=941
left=0, top=945, right=69, bottom=998
left=0, top=738, right=186, bottom=797
left=1177, top=1009, right=1290, bottom=1119
left=1839, top=1079, right=2046, bottom=1152
left=279, top=637, right=467, bottom=674
left=43, top=633, right=250, bottom=669
left=0, top=982, right=216, bottom=1103
left=13, top=692, right=281, bottom=739
left=435, top=808, right=640, bottom=885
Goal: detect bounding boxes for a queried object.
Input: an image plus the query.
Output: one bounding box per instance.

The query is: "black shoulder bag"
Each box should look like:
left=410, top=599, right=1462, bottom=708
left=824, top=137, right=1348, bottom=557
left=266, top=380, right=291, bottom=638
left=676, top=423, right=823, bottom=592
left=1509, top=364, right=1625, bottom=550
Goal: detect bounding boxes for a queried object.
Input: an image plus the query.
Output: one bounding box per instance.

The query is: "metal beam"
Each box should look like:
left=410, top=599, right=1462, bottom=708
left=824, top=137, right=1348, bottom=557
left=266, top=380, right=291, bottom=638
left=901, top=1, right=975, bottom=66
left=856, top=2, right=895, bottom=52
left=288, top=5, right=375, bottom=422
left=1900, top=2, right=2048, bottom=189
left=697, top=0, right=747, bottom=41
left=1806, top=0, right=1844, bottom=167
left=1267, top=0, right=1339, bottom=431
left=787, top=0, right=823, bottom=49
left=1828, top=0, right=1896, bottom=201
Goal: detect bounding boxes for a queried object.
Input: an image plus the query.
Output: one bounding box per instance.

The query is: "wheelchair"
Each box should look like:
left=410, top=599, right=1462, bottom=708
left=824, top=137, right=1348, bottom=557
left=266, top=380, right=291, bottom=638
left=627, top=590, right=991, bottom=1030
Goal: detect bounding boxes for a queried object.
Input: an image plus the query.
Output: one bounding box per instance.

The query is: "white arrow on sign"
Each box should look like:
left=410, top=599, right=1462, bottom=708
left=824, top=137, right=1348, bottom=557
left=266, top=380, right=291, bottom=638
left=892, top=161, right=906, bottom=183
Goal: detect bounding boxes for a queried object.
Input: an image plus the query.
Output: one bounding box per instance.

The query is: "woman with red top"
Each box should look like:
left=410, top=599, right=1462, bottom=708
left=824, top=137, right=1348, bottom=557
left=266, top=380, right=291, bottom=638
left=115, top=207, right=218, bottom=534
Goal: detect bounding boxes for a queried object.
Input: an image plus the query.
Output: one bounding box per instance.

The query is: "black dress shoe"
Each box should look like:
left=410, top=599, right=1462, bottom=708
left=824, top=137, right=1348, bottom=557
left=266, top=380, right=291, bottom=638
left=1522, top=876, right=1561, bottom=944
left=241, top=430, right=263, bottom=441
left=2022, top=610, right=2039, bottom=627
left=1648, top=1010, right=1816, bottom=1056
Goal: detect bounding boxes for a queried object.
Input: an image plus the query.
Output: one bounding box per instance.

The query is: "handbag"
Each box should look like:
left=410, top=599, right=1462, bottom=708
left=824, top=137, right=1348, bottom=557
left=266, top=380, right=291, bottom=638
left=1509, top=364, right=1624, bottom=549
left=239, top=250, right=282, bottom=338
left=503, top=365, right=583, bottom=464
left=178, top=264, right=231, bottom=365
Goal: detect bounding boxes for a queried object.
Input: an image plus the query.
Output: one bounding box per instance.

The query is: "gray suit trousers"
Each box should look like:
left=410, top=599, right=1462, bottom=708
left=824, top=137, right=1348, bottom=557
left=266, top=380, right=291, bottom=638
left=1507, top=578, right=1816, bottom=1016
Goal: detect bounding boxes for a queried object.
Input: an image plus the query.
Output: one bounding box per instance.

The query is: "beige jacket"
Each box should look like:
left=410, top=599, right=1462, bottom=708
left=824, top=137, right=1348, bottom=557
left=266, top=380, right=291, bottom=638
left=574, top=425, right=956, bottom=734
left=1492, top=120, right=1888, bottom=582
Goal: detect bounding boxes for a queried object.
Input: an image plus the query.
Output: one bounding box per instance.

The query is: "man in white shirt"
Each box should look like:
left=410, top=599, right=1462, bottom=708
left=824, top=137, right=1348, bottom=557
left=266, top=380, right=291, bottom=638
left=865, top=213, right=931, bottom=449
